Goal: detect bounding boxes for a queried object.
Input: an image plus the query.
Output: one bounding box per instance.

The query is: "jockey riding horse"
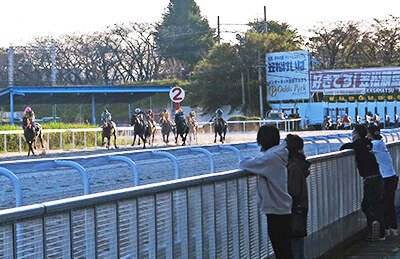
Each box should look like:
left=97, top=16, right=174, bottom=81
left=174, top=108, right=189, bottom=146
left=101, top=108, right=118, bottom=149
left=22, top=107, right=44, bottom=156
left=210, top=108, right=227, bottom=143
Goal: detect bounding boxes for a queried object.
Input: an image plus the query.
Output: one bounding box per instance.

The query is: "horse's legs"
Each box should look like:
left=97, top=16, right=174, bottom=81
left=214, top=129, right=217, bottom=143
left=132, top=134, right=137, bottom=146
left=114, top=133, right=118, bottom=149
left=141, top=135, right=146, bottom=149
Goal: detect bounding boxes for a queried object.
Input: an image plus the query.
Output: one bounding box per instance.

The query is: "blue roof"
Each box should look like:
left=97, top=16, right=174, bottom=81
left=0, top=85, right=172, bottom=104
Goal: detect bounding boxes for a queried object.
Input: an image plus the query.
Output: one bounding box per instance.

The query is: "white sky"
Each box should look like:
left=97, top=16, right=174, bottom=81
left=1, top=0, right=399, bottom=47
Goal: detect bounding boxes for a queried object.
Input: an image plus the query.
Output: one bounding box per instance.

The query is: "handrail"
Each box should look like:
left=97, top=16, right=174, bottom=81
left=151, top=151, right=181, bottom=179
left=312, top=136, right=332, bottom=153
left=327, top=135, right=344, bottom=144
left=218, top=145, right=243, bottom=162
left=108, top=155, right=139, bottom=186
left=0, top=167, right=23, bottom=207
left=303, top=137, right=319, bottom=155
left=54, top=160, right=90, bottom=195
left=189, top=147, right=215, bottom=173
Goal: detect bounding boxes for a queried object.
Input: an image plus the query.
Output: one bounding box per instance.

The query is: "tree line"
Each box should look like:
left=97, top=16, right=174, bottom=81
left=0, top=0, right=399, bottom=115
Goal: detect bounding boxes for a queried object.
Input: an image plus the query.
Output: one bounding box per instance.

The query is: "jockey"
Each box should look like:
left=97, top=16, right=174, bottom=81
left=175, top=108, right=185, bottom=121
left=159, top=108, right=171, bottom=124
left=146, top=109, right=156, bottom=127
left=187, top=111, right=197, bottom=125
left=101, top=108, right=112, bottom=122
left=23, top=106, right=36, bottom=129
left=210, top=108, right=226, bottom=124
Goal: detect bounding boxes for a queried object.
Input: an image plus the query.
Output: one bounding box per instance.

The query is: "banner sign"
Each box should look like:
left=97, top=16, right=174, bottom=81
left=266, top=50, right=310, bottom=101
left=310, top=67, right=400, bottom=95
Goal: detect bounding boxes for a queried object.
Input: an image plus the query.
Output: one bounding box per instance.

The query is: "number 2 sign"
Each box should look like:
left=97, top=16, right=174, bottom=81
left=169, top=87, right=185, bottom=103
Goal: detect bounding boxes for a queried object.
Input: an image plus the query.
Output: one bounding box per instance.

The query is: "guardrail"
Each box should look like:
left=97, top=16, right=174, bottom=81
left=0, top=119, right=303, bottom=152
left=3, top=140, right=399, bottom=258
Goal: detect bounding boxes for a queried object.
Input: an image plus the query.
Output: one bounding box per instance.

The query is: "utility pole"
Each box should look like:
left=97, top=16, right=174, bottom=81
left=258, top=50, right=263, bottom=118
left=217, top=16, right=220, bottom=44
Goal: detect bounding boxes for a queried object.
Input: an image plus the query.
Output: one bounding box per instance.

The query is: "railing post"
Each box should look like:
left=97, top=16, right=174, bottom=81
left=18, top=134, right=22, bottom=153
left=151, top=151, right=181, bottom=179
left=47, top=133, right=50, bottom=150
left=54, top=160, right=90, bottom=194
left=189, top=147, right=215, bottom=173
left=0, top=167, right=23, bottom=207
left=108, top=156, right=140, bottom=186
left=60, top=132, right=63, bottom=150
left=4, top=134, right=7, bottom=152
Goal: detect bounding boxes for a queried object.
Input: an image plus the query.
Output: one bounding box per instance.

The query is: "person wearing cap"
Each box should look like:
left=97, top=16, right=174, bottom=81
left=367, top=125, right=399, bottom=236
left=340, top=125, right=385, bottom=241
left=22, top=106, right=36, bottom=129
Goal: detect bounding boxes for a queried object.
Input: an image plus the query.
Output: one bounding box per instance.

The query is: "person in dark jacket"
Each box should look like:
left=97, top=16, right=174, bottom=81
left=340, top=124, right=385, bottom=240
left=286, top=134, right=311, bottom=259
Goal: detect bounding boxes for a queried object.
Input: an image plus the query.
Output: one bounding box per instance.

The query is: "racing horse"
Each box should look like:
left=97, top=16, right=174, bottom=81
left=187, top=117, right=199, bottom=145
left=102, top=120, right=118, bottom=149
left=130, top=113, right=151, bottom=149
left=213, top=117, right=227, bottom=143
left=23, top=119, right=45, bottom=156
left=174, top=114, right=189, bottom=146
left=145, top=115, right=157, bottom=146
left=160, top=118, right=175, bottom=144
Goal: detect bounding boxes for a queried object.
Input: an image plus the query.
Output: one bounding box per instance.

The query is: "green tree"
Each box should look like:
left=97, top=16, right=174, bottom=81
left=155, top=0, right=215, bottom=72
left=189, top=44, right=242, bottom=113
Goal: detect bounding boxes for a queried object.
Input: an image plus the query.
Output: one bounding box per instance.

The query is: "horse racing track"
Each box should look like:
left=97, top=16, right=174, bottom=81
left=1, top=128, right=373, bottom=210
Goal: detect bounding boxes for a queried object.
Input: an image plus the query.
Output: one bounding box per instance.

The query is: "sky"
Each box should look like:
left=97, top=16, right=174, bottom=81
left=0, top=0, right=399, bottom=47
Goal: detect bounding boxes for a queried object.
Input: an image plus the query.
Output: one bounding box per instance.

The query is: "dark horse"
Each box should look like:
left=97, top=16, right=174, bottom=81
left=160, top=118, right=175, bottom=144
left=130, top=113, right=151, bottom=149
left=213, top=117, right=227, bottom=143
left=174, top=114, right=189, bottom=146
left=102, top=120, right=118, bottom=149
left=23, top=118, right=45, bottom=156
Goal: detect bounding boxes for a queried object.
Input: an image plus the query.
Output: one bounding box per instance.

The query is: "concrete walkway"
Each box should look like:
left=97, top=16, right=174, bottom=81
left=344, top=234, right=400, bottom=258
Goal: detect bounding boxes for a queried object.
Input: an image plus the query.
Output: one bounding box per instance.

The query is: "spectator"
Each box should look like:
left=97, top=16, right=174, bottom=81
left=239, top=125, right=293, bottom=259
left=367, top=125, right=399, bottom=236
left=340, top=125, right=385, bottom=241
left=286, top=134, right=311, bottom=259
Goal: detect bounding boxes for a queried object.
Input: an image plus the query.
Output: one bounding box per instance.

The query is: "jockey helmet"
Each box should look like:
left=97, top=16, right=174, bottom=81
left=216, top=108, right=223, bottom=115
left=190, top=111, right=196, bottom=116
left=163, top=108, right=167, bottom=112
left=24, top=106, right=32, bottom=113
left=177, top=108, right=183, bottom=113
left=135, top=108, right=141, bottom=114
left=147, top=109, right=153, bottom=114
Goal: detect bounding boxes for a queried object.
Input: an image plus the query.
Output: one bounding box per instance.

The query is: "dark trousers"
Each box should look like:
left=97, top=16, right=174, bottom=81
left=266, top=214, right=293, bottom=259
left=383, top=175, right=399, bottom=229
left=361, top=176, right=385, bottom=236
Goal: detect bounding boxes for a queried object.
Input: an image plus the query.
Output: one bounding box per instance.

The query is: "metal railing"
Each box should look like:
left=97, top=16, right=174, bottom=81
left=2, top=141, right=399, bottom=258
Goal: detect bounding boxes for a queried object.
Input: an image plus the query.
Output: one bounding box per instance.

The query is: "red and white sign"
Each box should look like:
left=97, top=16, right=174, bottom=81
left=169, top=86, right=185, bottom=103
left=310, top=67, right=400, bottom=94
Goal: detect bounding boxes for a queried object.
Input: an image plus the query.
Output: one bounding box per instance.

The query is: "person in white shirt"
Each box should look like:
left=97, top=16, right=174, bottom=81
left=368, top=125, right=399, bottom=236
left=239, top=125, right=293, bottom=259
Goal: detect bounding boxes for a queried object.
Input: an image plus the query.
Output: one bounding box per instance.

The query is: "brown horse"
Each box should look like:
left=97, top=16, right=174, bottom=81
left=145, top=115, right=157, bottom=146
left=102, top=120, right=118, bottom=149
left=23, top=119, right=45, bottom=156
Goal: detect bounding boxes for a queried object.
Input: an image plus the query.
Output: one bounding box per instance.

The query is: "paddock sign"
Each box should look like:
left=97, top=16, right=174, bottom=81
left=169, top=86, right=185, bottom=103
left=266, top=50, right=310, bottom=101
